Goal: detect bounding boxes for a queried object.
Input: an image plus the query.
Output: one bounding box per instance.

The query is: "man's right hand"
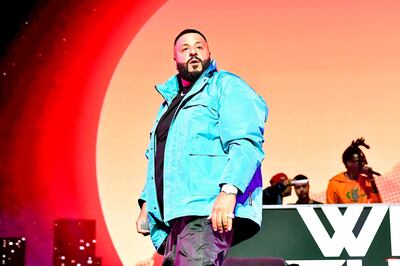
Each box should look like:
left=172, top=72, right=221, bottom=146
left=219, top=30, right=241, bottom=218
left=136, top=202, right=150, bottom=236
left=283, top=179, right=293, bottom=186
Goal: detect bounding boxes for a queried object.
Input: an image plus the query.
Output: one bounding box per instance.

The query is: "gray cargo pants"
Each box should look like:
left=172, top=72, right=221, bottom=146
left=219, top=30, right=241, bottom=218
left=162, top=216, right=234, bottom=266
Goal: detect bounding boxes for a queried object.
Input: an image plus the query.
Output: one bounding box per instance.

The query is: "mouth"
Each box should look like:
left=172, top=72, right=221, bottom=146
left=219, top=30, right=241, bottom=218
left=188, top=58, right=201, bottom=64
left=188, top=59, right=202, bottom=71
left=189, top=61, right=200, bottom=66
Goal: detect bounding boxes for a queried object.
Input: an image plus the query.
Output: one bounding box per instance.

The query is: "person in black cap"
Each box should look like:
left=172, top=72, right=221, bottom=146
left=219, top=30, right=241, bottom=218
left=293, top=174, right=322, bottom=204
left=326, top=137, right=382, bottom=204
left=136, top=29, right=268, bottom=265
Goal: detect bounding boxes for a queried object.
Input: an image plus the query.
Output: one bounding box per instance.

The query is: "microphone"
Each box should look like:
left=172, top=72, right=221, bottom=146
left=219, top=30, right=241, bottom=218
left=362, top=165, right=381, bottom=176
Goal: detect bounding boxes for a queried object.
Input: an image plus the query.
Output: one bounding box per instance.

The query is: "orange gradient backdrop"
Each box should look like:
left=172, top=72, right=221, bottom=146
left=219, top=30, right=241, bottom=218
left=97, top=0, right=400, bottom=263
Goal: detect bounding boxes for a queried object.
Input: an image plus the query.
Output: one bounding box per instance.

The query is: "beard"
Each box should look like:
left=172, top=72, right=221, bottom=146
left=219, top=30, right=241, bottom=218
left=176, top=57, right=211, bottom=83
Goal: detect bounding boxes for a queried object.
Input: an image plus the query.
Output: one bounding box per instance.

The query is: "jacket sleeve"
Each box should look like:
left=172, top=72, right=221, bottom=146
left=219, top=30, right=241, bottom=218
left=137, top=102, right=164, bottom=208
left=138, top=173, right=147, bottom=208
left=217, top=75, right=268, bottom=193
left=138, top=147, right=150, bottom=208
left=138, top=189, right=146, bottom=208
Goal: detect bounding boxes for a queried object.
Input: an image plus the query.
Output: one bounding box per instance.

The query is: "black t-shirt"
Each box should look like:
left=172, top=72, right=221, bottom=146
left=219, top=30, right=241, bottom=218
left=155, top=79, right=191, bottom=218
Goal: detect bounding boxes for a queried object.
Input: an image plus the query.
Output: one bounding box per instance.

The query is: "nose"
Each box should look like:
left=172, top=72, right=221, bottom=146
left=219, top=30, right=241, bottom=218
left=189, top=48, right=197, bottom=57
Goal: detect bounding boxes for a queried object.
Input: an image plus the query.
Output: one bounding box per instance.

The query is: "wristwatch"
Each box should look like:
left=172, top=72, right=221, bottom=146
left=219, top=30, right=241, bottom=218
left=221, top=184, right=238, bottom=195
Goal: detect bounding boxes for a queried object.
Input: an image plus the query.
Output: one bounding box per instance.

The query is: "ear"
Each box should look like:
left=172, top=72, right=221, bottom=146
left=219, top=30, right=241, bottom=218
left=173, top=56, right=177, bottom=70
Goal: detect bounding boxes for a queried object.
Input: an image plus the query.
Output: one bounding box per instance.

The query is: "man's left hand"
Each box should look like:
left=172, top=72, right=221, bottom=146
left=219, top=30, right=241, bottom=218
left=209, top=192, right=236, bottom=233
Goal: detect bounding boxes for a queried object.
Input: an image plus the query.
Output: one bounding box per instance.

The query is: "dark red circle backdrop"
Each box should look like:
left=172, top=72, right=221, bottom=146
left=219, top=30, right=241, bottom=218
left=0, top=1, right=167, bottom=265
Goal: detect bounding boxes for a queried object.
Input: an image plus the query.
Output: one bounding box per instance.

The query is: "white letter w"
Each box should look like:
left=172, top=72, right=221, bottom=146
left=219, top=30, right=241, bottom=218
left=297, top=205, right=388, bottom=257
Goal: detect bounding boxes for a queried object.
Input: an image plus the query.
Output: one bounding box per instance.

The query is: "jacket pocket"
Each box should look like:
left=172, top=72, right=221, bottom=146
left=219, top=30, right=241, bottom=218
left=188, top=137, right=226, bottom=156
left=185, top=138, right=227, bottom=196
left=182, top=95, right=217, bottom=112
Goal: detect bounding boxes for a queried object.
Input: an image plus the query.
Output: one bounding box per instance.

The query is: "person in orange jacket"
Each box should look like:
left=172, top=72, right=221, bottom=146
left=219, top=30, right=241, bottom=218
left=326, top=138, right=382, bottom=204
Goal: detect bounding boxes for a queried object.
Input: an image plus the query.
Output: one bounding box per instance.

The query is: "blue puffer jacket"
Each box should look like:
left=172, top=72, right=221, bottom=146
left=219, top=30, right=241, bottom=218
left=139, top=60, right=268, bottom=251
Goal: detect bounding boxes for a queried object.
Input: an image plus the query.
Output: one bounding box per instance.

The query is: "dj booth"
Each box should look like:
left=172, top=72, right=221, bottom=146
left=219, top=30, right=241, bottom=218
left=228, top=204, right=400, bottom=266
